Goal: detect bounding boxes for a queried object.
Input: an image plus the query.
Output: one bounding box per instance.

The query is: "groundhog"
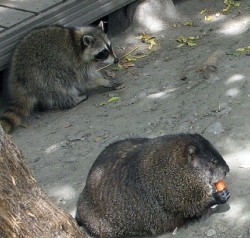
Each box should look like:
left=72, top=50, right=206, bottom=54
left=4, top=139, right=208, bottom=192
left=76, top=133, right=230, bottom=238
left=0, top=24, right=120, bottom=133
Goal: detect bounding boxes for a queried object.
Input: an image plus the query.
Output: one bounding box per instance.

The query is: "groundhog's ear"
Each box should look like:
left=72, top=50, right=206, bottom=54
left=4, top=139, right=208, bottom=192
left=187, top=145, right=199, bottom=167
left=82, top=35, right=95, bottom=47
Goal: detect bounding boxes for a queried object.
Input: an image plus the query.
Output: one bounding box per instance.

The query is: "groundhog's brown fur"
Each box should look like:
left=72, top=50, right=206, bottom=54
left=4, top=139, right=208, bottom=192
left=76, top=133, right=230, bottom=238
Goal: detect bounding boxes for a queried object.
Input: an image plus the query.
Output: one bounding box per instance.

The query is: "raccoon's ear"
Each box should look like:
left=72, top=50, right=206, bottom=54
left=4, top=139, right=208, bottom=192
left=82, top=35, right=95, bottom=47
left=98, top=21, right=105, bottom=31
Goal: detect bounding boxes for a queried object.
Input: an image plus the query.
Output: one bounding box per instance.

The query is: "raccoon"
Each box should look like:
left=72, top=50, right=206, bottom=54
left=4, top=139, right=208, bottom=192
left=0, top=25, right=120, bottom=133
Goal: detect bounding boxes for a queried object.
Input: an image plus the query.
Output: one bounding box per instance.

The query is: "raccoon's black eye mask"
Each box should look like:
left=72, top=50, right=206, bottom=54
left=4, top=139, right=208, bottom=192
left=95, top=49, right=109, bottom=60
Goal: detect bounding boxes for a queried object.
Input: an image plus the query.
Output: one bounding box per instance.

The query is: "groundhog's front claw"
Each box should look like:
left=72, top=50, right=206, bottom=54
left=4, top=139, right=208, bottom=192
left=214, top=189, right=230, bottom=204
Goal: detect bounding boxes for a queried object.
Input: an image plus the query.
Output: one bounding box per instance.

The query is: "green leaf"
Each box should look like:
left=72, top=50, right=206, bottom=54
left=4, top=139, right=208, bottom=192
left=226, top=51, right=241, bottom=57
left=176, top=43, right=185, bottom=48
left=108, top=97, right=120, bottom=103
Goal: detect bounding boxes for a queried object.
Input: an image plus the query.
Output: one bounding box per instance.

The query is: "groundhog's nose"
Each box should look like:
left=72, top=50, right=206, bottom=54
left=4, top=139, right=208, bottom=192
left=114, top=58, right=119, bottom=64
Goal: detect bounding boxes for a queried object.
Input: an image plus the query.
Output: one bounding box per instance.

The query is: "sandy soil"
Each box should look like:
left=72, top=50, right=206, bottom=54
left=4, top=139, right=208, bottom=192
left=9, top=0, right=250, bottom=237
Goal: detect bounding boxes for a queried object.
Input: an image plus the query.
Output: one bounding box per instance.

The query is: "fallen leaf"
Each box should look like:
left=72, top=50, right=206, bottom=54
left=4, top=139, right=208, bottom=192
left=187, top=42, right=196, bottom=46
left=112, top=59, right=136, bottom=70
left=112, top=63, right=126, bottom=71
left=205, top=15, right=213, bottom=21
left=226, top=51, right=241, bottom=57
left=176, top=36, right=185, bottom=42
left=108, top=97, right=120, bottom=103
left=232, top=1, right=240, bottom=7
left=64, top=123, right=72, bottom=128
left=223, top=5, right=230, bottom=12
left=136, top=33, right=145, bottom=40
left=188, top=36, right=196, bottom=40
left=236, top=46, right=250, bottom=52
left=147, top=38, right=157, bottom=49
left=126, top=56, right=137, bottom=62
left=177, top=43, right=185, bottom=48
left=98, top=102, right=107, bottom=106
left=200, top=9, right=207, bottom=14
left=223, top=0, right=240, bottom=13
left=122, top=62, right=135, bottom=68
left=184, top=21, right=193, bottom=26
left=137, top=33, right=158, bottom=49
left=236, top=48, right=246, bottom=52
left=176, top=36, right=199, bottom=47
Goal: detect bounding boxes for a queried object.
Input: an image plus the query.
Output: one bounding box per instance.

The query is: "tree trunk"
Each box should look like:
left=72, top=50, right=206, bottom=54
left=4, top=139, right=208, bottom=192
left=0, top=126, right=87, bottom=238
left=108, top=0, right=181, bottom=36
left=132, top=0, right=180, bottom=32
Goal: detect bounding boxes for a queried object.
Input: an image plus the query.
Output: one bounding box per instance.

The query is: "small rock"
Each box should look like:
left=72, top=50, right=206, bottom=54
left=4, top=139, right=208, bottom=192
left=206, top=229, right=216, bottom=237
left=108, top=93, right=117, bottom=98
left=68, top=132, right=86, bottom=141
left=219, top=107, right=231, bottom=115
left=180, top=76, right=187, bottom=81
left=205, top=122, right=224, bottom=135
left=45, top=140, right=68, bottom=153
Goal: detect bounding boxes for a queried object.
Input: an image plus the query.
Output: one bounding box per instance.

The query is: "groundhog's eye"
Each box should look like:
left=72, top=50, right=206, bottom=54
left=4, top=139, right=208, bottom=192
left=95, top=49, right=109, bottom=60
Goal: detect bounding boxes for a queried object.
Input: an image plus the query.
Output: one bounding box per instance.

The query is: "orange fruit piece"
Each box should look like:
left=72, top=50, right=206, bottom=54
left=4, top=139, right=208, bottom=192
left=214, top=180, right=226, bottom=191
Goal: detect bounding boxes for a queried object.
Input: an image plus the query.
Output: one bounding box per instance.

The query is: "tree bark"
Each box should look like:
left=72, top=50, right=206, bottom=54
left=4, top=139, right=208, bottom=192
left=0, top=126, right=87, bottom=238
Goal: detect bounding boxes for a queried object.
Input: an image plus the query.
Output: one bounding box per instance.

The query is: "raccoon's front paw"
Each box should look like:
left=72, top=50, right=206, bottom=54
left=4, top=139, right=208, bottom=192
left=214, top=189, right=230, bottom=204
left=110, top=81, right=125, bottom=90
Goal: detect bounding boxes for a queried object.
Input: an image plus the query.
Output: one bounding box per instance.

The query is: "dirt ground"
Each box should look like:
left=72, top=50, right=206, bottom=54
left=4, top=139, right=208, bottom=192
left=8, top=0, right=250, bottom=237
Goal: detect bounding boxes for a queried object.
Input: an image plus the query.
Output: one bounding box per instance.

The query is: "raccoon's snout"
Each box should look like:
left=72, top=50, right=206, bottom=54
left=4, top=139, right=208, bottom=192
left=114, top=58, right=119, bottom=64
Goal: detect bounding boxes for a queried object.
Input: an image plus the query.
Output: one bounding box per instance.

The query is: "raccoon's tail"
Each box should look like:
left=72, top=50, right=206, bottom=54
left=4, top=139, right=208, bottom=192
left=0, top=101, right=32, bottom=133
